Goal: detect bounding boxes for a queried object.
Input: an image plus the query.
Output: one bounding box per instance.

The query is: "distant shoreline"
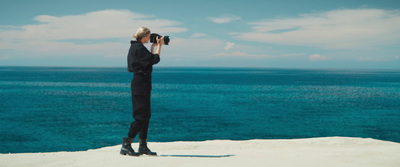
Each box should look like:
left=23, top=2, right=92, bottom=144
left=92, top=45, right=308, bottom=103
left=1, top=65, right=400, bottom=71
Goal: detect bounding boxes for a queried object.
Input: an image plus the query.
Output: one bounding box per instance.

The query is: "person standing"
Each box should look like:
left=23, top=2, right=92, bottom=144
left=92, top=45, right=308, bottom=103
left=121, top=27, right=164, bottom=156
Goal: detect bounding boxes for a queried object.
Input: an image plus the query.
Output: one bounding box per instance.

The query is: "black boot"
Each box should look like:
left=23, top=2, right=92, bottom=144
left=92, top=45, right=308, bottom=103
left=139, top=139, right=157, bottom=156
left=120, top=137, right=139, bottom=156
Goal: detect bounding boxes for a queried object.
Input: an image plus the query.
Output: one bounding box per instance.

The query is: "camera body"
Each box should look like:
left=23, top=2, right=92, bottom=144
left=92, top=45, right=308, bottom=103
left=150, top=33, right=170, bottom=45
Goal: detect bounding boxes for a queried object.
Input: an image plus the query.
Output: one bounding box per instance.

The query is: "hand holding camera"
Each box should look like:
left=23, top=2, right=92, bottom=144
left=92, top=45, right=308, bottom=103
left=156, top=36, right=165, bottom=45
left=150, top=33, right=170, bottom=45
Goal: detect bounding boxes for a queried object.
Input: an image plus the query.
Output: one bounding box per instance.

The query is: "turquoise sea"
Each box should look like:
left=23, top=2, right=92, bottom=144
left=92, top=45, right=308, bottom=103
left=0, top=67, right=399, bottom=153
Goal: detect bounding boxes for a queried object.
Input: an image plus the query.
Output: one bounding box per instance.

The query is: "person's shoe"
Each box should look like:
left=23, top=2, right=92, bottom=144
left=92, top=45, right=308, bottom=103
left=120, top=137, right=139, bottom=156
left=139, top=139, right=157, bottom=156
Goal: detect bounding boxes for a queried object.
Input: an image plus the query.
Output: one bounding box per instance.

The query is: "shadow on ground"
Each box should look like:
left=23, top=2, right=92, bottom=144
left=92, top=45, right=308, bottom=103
left=159, top=154, right=235, bottom=158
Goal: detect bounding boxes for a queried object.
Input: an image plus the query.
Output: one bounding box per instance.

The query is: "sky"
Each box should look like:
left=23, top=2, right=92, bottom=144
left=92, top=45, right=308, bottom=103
left=1, top=0, right=400, bottom=69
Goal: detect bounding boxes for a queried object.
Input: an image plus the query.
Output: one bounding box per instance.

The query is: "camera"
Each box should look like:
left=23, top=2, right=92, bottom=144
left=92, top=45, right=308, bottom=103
left=150, top=33, right=170, bottom=45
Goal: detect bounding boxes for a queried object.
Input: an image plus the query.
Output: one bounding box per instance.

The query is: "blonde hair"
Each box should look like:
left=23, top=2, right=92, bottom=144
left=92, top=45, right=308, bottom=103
left=133, top=27, right=151, bottom=42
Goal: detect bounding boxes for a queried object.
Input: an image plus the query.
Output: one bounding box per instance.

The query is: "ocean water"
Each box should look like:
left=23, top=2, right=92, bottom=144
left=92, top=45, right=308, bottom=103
left=0, top=67, right=399, bottom=153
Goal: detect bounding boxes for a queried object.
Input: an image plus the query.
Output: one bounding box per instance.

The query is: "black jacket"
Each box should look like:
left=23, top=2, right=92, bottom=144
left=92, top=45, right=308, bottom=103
left=127, top=41, right=160, bottom=95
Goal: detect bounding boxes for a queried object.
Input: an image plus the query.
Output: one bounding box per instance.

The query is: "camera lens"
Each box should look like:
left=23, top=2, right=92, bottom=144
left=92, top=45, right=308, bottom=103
left=164, top=36, right=170, bottom=45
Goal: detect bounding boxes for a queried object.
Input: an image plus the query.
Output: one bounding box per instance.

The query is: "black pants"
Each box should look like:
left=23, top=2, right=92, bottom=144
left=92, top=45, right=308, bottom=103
left=128, top=94, right=151, bottom=139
